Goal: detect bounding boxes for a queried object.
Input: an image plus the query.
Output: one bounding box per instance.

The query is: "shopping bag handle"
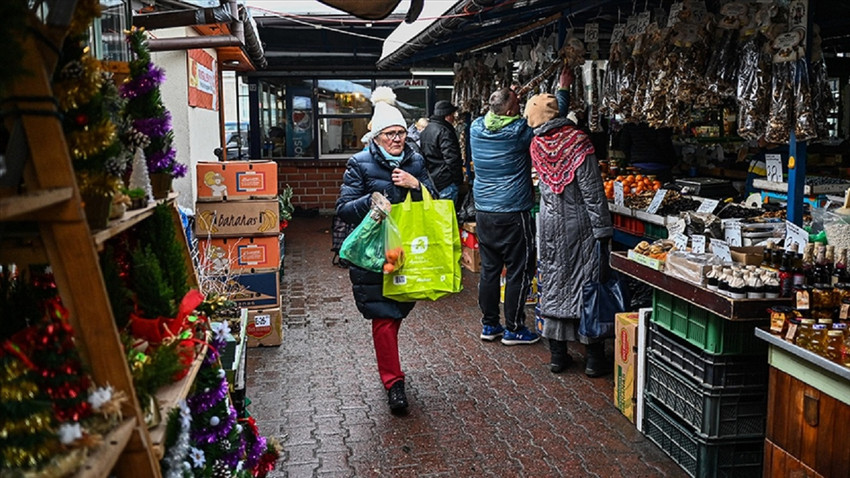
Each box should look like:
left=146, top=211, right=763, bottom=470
left=402, top=185, right=433, bottom=211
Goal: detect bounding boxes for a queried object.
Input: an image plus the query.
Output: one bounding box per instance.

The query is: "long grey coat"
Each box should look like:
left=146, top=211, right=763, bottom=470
left=536, top=139, right=612, bottom=341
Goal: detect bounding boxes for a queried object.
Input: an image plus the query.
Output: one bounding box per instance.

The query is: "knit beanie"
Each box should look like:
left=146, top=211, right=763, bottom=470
left=370, top=86, right=406, bottom=136
left=524, top=93, right=559, bottom=129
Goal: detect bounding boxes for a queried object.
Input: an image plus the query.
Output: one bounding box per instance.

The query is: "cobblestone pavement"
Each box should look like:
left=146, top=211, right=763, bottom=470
left=246, top=216, right=686, bottom=478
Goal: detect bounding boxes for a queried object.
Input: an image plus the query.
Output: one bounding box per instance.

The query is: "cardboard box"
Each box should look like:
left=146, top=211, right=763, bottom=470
left=246, top=307, right=282, bottom=347
left=730, top=246, right=764, bottom=266
left=635, top=307, right=652, bottom=432
left=195, top=200, right=279, bottom=237
left=198, top=236, right=281, bottom=273
left=615, top=312, right=640, bottom=423
left=461, top=245, right=481, bottom=272
left=462, top=222, right=477, bottom=234
left=197, top=161, right=278, bottom=201
left=214, top=270, right=280, bottom=309
left=500, top=269, right=538, bottom=305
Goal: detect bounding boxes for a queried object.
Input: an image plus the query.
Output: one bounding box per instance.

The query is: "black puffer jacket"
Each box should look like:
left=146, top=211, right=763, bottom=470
left=336, top=142, right=436, bottom=319
left=419, top=117, right=462, bottom=192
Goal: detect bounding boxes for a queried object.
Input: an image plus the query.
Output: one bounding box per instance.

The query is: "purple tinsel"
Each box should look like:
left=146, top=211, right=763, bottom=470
left=186, top=375, right=229, bottom=414
left=147, top=147, right=176, bottom=171
left=171, top=162, right=188, bottom=178
left=133, top=113, right=172, bottom=138
left=190, top=402, right=237, bottom=445
left=120, top=63, right=165, bottom=99
left=222, top=431, right=246, bottom=470
left=244, top=430, right=267, bottom=469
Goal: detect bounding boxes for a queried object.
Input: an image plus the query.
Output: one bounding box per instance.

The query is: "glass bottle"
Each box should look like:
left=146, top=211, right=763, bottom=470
left=802, top=243, right=815, bottom=285
left=795, top=318, right=816, bottom=350
left=813, top=245, right=828, bottom=285
left=825, top=329, right=844, bottom=362
left=833, top=248, right=847, bottom=286
left=826, top=245, right=836, bottom=279
left=779, top=251, right=794, bottom=298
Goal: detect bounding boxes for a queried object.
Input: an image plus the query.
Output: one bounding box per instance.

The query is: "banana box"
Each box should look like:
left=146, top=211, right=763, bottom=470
left=212, top=270, right=280, bottom=309
left=197, top=236, right=281, bottom=274
left=196, top=161, right=278, bottom=201
left=195, top=200, right=279, bottom=237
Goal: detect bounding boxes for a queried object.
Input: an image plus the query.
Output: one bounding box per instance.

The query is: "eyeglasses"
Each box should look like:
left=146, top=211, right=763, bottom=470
left=381, top=130, right=407, bottom=141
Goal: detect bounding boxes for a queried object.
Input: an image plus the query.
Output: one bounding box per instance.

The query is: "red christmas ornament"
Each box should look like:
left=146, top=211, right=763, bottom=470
left=74, top=113, right=89, bottom=126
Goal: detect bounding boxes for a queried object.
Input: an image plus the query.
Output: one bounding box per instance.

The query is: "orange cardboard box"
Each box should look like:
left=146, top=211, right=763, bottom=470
left=195, top=200, right=279, bottom=237
left=197, top=161, right=278, bottom=201
left=614, top=312, right=640, bottom=423
left=461, top=245, right=480, bottom=272
left=198, top=236, right=281, bottom=273
left=246, top=307, right=282, bottom=347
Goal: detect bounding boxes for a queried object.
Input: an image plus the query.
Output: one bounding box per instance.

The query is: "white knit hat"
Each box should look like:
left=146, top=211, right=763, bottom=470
left=370, top=86, right=406, bottom=136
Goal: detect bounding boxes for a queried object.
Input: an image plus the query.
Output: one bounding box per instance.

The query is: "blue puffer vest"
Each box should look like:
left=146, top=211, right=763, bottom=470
left=469, top=117, right=535, bottom=213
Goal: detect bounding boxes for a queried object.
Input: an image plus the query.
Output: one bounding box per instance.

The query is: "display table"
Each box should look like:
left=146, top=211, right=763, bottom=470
left=755, top=329, right=850, bottom=477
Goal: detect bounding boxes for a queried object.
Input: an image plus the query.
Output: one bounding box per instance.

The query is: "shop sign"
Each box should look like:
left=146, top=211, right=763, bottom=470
left=188, top=49, right=217, bottom=110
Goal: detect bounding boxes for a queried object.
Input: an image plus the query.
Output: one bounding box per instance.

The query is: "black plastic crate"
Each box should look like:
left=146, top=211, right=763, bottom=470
left=644, top=398, right=763, bottom=478
left=645, top=356, right=766, bottom=439
left=648, top=322, right=768, bottom=390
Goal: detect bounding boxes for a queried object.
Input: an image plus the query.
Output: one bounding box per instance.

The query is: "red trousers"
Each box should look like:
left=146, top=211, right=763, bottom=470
left=372, top=318, right=404, bottom=389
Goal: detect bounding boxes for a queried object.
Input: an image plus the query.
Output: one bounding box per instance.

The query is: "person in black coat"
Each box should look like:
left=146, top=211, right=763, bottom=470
left=419, top=100, right=463, bottom=203
left=335, top=86, right=436, bottom=414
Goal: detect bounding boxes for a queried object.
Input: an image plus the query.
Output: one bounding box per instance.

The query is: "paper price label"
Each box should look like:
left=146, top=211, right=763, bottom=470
left=668, top=2, right=684, bottom=27
left=611, top=24, right=625, bottom=44
left=637, top=11, right=651, bottom=33
left=785, top=221, right=808, bottom=252
left=692, top=235, right=706, bottom=254
left=614, top=181, right=624, bottom=206
left=765, top=153, right=783, bottom=183
left=667, top=218, right=686, bottom=237
left=585, top=23, right=599, bottom=43
left=673, top=233, right=689, bottom=251
left=646, top=189, right=668, bottom=214
left=724, top=221, right=742, bottom=247
left=711, top=239, right=732, bottom=262
left=697, top=198, right=719, bottom=214
left=625, top=16, right=640, bottom=38
left=253, top=314, right=271, bottom=328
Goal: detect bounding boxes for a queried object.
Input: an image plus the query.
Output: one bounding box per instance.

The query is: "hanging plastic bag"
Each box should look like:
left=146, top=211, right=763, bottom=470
left=339, top=193, right=391, bottom=273
left=382, top=213, right=404, bottom=274
left=382, top=188, right=462, bottom=301
left=579, top=241, right=630, bottom=339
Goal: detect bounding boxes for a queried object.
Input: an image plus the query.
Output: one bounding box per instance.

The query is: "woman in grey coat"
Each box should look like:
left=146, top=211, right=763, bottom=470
left=524, top=92, right=613, bottom=377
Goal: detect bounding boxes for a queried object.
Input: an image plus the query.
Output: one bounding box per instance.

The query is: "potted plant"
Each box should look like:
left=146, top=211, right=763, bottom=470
left=124, top=186, right=147, bottom=210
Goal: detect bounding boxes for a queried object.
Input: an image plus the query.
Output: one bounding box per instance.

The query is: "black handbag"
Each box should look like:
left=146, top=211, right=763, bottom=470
left=579, top=240, right=630, bottom=339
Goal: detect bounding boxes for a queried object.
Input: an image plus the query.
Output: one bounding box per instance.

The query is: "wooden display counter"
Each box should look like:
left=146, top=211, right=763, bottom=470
left=756, top=329, right=850, bottom=477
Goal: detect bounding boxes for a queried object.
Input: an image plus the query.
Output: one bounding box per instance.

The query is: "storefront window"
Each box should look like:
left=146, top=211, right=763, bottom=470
left=90, top=1, right=131, bottom=61
left=316, top=80, right=372, bottom=158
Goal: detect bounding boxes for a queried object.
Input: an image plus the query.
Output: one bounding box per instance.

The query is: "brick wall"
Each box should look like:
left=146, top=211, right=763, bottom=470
left=278, top=160, right=347, bottom=213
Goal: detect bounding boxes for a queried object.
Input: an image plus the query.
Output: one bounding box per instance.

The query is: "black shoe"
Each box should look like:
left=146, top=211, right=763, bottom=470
left=584, top=342, right=611, bottom=378
left=387, top=381, right=408, bottom=413
left=549, top=339, right=572, bottom=374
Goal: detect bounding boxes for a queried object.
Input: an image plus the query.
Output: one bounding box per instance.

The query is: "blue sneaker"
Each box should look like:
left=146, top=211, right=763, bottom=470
left=480, top=324, right=505, bottom=341
left=501, top=327, right=540, bottom=345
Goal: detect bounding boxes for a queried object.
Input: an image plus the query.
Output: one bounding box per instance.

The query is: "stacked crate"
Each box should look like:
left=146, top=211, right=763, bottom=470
left=643, top=289, right=769, bottom=478
left=195, top=160, right=283, bottom=348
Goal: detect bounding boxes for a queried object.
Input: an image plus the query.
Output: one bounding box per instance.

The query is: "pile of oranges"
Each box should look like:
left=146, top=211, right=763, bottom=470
left=603, top=174, right=663, bottom=200
left=383, top=247, right=405, bottom=274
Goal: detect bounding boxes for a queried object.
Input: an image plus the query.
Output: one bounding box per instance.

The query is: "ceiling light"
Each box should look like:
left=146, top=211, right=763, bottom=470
left=409, top=68, right=454, bottom=76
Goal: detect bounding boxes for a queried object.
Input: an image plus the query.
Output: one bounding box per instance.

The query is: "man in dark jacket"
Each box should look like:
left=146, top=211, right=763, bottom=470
left=420, top=100, right=463, bottom=203
left=470, top=87, right=539, bottom=346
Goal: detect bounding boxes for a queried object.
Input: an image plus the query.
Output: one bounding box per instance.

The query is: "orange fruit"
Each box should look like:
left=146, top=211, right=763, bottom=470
left=386, top=249, right=399, bottom=263
left=383, top=263, right=395, bottom=274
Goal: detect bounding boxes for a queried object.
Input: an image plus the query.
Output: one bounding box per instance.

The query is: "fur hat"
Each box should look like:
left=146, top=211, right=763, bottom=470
left=433, top=100, right=457, bottom=117
left=370, top=86, right=406, bottom=136
left=524, top=94, right=559, bottom=129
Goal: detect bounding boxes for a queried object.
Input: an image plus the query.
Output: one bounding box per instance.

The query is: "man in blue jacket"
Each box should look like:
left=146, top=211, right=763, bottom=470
left=470, top=87, right=539, bottom=345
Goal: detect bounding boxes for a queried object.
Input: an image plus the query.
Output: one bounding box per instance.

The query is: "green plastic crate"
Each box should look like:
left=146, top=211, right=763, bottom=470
left=651, top=290, right=765, bottom=355
left=645, top=222, right=669, bottom=240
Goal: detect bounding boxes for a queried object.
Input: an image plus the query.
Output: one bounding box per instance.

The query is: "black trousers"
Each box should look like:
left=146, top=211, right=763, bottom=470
left=475, top=210, right=536, bottom=332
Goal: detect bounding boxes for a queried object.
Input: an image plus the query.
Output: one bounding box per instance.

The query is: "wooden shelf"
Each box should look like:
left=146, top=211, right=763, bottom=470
left=149, top=340, right=208, bottom=459
left=73, top=418, right=136, bottom=478
left=610, top=251, right=791, bottom=321
left=92, top=193, right=177, bottom=250
left=0, top=187, right=74, bottom=220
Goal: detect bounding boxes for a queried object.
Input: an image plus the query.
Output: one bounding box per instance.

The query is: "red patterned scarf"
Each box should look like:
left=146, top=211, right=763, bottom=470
left=530, top=125, right=594, bottom=194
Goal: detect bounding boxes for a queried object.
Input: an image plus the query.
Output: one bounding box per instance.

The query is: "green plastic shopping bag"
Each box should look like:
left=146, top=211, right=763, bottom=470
left=382, top=187, right=462, bottom=301
left=339, top=193, right=391, bottom=273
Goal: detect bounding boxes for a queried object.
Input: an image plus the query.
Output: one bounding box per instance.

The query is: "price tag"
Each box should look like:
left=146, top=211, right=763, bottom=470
left=585, top=23, right=599, bottom=43
left=253, top=314, right=271, bottom=328
left=611, top=24, right=625, bottom=44
left=711, top=239, right=732, bottom=262
left=667, top=218, right=686, bottom=237
left=625, top=16, right=640, bottom=38
left=637, top=11, right=652, bottom=33
left=646, top=189, right=668, bottom=214
left=697, top=198, right=719, bottom=214
left=673, top=233, right=689, bottom=251
left=692, top=235, right=706, bottom=254
left=668, top=2, right=684, bottom=27
left=724, top=221, right=742, bottom=247
left=765, top=153, right=783, bottom=182
left=784, top=221, right=808, bottom=252
left=614, top=181, right=624, bottom=206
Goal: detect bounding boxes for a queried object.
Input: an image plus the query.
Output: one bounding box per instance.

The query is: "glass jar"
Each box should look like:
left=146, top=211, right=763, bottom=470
left=795, top=318, right=816, bottom=350
left=794, top=285, right=812, bottom=310
left=810, top=324, right=829, bottom=354
left=769, top=306, right=794, bottom=335
left=835, top=283, right=850, bottom=304
left=841, top=298, right=850, bottom=321
left=813, top=309, right=836, bottom=321
left=812, top=283, right=835, bottom=310
left=825, top=330, right=844, bottom=363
